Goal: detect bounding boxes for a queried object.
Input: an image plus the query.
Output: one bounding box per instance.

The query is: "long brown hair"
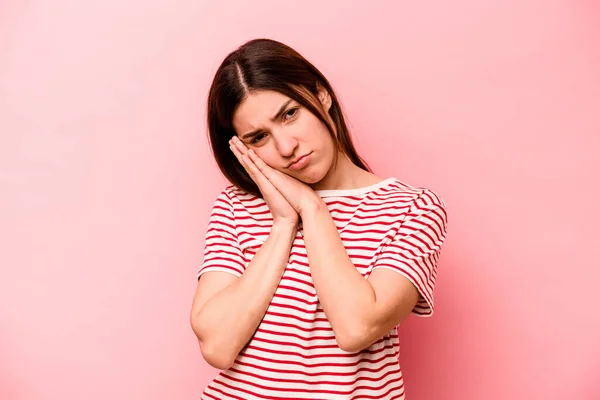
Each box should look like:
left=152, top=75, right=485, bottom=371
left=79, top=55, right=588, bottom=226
left=207, top=38, right=371, bottom=197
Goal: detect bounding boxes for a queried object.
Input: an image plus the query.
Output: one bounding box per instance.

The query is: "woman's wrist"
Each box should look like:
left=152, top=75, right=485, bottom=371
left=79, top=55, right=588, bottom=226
left=299, top=195, right=325, bottom=219
left=272, top=219, right=299, bottom=234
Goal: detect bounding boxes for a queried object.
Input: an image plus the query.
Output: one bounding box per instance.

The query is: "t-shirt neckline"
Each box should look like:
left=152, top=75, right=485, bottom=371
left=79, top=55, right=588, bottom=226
left=313, top=177, right=397, bottom=198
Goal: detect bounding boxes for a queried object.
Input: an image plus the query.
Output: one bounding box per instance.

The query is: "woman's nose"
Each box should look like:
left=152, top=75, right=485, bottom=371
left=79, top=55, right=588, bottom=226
left=275, top=135, right=299, bottom=157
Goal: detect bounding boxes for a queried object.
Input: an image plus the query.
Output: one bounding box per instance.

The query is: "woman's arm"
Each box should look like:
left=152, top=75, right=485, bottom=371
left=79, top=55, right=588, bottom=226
left=300, top=200, right=420, bottom=353
left=190, top=222, right=297, bottom=370
left=226, top=144, right=445, bottom=353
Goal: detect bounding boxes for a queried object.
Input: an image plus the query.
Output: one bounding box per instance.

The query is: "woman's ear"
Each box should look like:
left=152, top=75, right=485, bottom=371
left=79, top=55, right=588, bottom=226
left=316, top=83, right=332, bottom=112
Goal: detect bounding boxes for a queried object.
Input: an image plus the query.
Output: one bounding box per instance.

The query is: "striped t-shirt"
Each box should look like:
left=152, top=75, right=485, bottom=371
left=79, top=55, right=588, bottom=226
left=197, top=177, right=448, bottom=399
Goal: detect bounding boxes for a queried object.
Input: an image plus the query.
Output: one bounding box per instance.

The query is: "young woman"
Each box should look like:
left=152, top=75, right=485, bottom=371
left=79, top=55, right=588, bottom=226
left=190, top=38, right=448, bottom=400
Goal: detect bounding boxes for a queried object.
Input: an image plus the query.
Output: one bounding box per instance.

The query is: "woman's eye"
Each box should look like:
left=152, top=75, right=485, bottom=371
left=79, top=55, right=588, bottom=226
left=251, top=133, right=266, bottom=144
left=284, top=108, right=298, bottom=120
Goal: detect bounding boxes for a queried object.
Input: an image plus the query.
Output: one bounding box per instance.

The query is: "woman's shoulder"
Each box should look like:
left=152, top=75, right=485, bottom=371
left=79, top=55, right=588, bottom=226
left=382, top=178, right=447, bottom=210
left=211, top=184, right=268, bottom=217
left=211, top=184, right=260, bottom=202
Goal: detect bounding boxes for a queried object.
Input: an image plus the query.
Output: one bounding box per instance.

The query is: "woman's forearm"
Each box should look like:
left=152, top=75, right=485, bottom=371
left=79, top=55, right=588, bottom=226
left=300, top=202, right=377, bottom=351
left=192, top=222, right=297, bottom=368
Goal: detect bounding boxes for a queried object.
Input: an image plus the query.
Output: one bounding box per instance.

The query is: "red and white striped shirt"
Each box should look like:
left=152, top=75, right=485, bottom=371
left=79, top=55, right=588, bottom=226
left=197, top=177, right=448, bottom=399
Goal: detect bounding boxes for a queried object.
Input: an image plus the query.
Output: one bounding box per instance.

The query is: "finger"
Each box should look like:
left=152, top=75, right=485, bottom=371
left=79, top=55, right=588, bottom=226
left=231, top=136, right=249, bottom=156
left=241, top=153, right=260, bottom=176
left=247, top=149, right=276, bottom=180
left=229, top=141, right=243, bottom=159
left=232, top=144, right=276, bottom=192
left=230, top=138, right=266, bottom=182
left=230, top=144, right=255, bottom=179
left=242, top=152, right=271, bottom=185
left=229, top=138, right=284, bottom=194
left=247, top=150, right=292, bottom=189
left=229, top=142, right=244, bottom=166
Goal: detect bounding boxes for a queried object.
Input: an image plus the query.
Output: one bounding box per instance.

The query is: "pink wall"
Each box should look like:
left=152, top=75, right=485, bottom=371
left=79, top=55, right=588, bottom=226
left=1, top=0, right=599, bottom=399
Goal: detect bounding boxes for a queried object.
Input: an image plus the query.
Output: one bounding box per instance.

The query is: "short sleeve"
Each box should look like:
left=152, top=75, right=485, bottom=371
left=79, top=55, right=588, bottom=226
left=197, top=189, right=247, bottom=279
left=372, top=189, right=448, bottom=316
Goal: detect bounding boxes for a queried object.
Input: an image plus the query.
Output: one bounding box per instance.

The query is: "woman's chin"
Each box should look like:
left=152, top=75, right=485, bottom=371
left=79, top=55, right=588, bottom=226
left=295, top=168, right=328, bottom=185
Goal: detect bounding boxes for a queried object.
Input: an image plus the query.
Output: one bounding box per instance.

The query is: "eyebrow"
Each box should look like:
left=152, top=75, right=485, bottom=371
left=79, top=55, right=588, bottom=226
left=239, top=99, right=294, bottom=140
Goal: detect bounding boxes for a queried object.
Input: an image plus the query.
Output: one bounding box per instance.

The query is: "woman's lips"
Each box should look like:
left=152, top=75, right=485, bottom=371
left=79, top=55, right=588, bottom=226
left=288, top=153, right=311, bottom=170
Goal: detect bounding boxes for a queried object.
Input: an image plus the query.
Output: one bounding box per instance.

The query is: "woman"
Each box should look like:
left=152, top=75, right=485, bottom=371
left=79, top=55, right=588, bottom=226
left=190, top=38, right=448, bottom=399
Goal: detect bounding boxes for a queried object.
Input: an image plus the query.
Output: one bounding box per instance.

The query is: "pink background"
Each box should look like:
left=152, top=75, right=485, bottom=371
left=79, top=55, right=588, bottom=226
left=1, top=1, right=599, bottom=399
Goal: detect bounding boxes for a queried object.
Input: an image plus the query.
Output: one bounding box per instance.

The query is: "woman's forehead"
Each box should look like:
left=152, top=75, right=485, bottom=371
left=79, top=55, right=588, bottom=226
left=242, top=90, right=291, bottom=109
left=233, top=90, right=293, bottom=129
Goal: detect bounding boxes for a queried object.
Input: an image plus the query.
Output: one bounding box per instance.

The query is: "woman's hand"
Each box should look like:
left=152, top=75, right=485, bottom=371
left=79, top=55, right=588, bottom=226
left=229, top=136, right=322, bottom=220
left=229, top=137, right=298, bottom=226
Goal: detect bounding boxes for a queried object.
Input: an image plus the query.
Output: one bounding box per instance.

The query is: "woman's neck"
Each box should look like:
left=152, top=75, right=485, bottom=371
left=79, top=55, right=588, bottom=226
left=310, top=153, right=383, bottom=191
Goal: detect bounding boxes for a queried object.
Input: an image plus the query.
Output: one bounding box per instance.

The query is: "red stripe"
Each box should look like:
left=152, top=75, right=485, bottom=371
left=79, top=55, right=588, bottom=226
left=227, top=364, right=400, bottom=386
left=233, top=358, right=401, bottom=377
left=242, top=341, right=396, bottom=360
left=237, top=349, right=400, bottom=369
left=215, top=371, right=404, bottom=396
left=199, top=263, right=243, bottom=276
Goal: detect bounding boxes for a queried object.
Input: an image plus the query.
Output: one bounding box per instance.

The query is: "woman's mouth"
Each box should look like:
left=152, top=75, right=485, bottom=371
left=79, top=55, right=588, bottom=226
left=288, top=153, right=312, bottom=170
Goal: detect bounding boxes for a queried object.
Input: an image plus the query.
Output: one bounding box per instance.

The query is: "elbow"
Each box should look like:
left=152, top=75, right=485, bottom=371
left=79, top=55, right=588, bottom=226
left=199, top=340, right=236, bottom=370
left=191, top=320, right=236, bottom=370
left=334, top=325, right=371, bottom=353
left=336, top=337, right=368, bottom=353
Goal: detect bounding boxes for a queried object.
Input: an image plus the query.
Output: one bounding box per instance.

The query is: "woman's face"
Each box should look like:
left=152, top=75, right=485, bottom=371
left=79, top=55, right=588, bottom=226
left=232, top=89, right=336, bottom=185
